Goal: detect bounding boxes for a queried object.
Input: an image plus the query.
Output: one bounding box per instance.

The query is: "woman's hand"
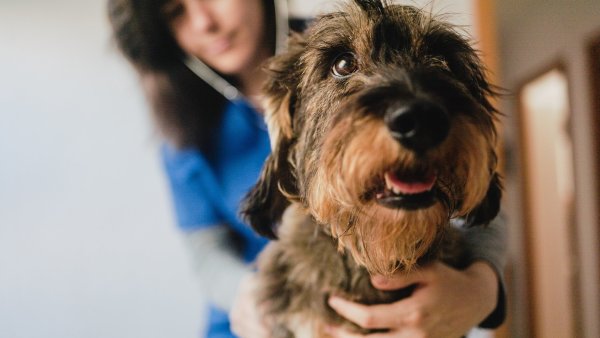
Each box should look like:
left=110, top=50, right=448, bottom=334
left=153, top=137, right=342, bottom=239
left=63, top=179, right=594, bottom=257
left=326, top=261, right=499, bottom=338
left=230, top=274, right=271, bottom=338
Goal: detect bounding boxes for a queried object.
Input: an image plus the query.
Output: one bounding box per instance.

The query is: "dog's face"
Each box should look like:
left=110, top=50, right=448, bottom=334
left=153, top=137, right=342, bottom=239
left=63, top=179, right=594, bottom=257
left=244, top=0, right=501, bottom=275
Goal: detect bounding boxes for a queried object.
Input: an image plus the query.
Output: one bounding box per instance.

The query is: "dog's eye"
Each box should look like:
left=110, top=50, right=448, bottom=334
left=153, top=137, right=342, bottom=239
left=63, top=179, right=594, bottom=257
left=332, top=53, right=358, bottom=78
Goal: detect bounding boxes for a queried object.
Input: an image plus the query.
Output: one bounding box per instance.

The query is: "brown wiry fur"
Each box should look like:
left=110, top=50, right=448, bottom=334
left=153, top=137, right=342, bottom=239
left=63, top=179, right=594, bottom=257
left=242, top=1, right=502, bottom=336
left=257, top=205, right=466, bottom=337
left=311, top=114, right=493, bottom=274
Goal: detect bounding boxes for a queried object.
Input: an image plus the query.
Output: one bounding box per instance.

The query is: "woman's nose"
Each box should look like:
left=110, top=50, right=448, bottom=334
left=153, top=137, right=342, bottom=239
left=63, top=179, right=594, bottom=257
left=187, top=1, right=217, bottom=33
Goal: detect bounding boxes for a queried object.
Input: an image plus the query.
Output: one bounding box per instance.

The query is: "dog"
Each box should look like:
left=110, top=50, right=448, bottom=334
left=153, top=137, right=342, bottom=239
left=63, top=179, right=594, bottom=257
left=242, top=0, right=502, bottom=336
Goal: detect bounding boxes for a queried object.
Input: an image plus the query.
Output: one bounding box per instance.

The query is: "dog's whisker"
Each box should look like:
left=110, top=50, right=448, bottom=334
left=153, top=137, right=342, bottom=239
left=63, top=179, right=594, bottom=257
left=336, top=205, right=362, bottom=240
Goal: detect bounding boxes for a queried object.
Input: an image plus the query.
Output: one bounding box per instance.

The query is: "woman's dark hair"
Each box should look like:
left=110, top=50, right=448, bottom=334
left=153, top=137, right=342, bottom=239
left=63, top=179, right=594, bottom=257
left=107, top=0, right=277, bottom=151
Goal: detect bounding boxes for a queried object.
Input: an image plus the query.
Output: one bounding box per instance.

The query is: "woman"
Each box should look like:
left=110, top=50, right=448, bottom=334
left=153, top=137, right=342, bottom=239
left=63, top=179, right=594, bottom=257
left=107, top=0, right=506, bottom=337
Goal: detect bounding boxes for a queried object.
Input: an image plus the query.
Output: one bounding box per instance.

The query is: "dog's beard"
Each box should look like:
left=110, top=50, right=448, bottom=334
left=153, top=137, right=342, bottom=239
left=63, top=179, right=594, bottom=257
left=304, top=114, right=493, bottom=275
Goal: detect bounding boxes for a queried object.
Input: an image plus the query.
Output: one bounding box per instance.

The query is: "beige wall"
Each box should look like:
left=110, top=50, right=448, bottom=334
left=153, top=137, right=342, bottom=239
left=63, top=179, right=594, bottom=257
left=495, top=1, right=600, bottom=337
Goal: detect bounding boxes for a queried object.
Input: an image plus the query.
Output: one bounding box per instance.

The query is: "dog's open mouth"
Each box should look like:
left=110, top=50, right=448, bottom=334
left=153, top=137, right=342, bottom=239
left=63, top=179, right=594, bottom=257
left=374, top=168, right=438, bottom=209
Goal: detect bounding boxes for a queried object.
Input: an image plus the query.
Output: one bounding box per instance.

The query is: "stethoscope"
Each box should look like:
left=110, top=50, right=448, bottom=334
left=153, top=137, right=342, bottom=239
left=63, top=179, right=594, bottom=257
left=183, top=0, right=290, bottom=103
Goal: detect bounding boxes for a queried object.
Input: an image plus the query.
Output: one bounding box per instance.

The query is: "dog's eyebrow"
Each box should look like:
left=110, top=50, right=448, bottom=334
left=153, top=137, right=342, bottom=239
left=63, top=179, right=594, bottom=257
left=307, top=14, right=353, bottom=51
left=310, top=34, right=351, bottom=52
left=375, top=19, right=410, bottom=48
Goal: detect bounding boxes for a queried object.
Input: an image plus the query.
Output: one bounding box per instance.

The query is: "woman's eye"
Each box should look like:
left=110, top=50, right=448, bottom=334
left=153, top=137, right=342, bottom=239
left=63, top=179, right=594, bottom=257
left=162, top=1, right=185, bottom=22
left=331, top=53, right=358, bottom=78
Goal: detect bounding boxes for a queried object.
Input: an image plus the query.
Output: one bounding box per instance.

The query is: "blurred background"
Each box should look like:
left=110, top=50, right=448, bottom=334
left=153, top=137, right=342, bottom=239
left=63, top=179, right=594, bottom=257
left=1, top=0, right=599, bottom=337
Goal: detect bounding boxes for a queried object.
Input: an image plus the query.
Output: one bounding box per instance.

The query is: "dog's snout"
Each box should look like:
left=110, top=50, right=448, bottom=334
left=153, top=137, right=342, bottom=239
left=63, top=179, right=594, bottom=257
left=385, top=99, right=450, bottom=153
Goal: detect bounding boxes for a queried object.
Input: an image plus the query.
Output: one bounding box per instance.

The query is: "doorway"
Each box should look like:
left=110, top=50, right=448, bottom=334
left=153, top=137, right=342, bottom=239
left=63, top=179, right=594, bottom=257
left=517, top=65, right=578, bottom=338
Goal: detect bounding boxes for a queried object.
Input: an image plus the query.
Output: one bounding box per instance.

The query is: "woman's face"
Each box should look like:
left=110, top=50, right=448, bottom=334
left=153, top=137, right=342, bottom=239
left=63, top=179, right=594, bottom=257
left=163, top=0, right=269, bottom=76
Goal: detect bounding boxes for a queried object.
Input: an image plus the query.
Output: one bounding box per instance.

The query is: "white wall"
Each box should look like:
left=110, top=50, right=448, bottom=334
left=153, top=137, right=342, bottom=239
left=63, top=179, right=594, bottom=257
left=0, top=1, right=202, bottom=337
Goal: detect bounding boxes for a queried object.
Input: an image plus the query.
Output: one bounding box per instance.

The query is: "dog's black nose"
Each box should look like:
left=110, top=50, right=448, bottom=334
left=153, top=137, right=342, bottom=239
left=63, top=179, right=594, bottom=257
left=385, top=99, right=450, bottom=153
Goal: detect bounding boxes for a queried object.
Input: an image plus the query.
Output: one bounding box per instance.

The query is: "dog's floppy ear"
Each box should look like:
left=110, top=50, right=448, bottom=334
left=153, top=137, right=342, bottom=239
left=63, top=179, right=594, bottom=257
left=241, top=140, right=294, bottom=239
left=464, top=173, right=503, bottom=227
left=241, top=34, right=305, bottom=239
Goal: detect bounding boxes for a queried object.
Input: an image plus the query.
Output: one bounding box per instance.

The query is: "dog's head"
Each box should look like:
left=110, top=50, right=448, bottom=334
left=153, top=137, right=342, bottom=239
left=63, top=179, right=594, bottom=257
left=243, top=0, right=502, bottom=274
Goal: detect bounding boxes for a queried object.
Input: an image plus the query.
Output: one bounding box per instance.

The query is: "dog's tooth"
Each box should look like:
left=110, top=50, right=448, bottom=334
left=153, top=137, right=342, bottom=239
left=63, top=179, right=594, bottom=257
left=384, top=172, right=394, bottom=190
left=385, top=172, right=402, bottom=194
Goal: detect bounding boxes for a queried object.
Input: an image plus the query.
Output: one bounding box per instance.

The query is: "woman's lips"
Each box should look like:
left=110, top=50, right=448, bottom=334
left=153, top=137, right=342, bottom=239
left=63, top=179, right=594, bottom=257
left=204, top=36, right=233, bottom=56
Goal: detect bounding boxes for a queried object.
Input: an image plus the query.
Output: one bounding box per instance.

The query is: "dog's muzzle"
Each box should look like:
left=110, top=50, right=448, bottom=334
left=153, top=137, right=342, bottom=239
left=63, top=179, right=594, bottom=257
left=385, top=98, right=450, bottom=154
left=374, top=98, right=450, bottom=210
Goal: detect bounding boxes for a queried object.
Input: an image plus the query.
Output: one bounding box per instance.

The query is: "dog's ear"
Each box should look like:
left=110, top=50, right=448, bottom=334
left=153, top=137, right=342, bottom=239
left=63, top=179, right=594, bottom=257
left=241, top=141, right=294, bottom=239
left=262, top=33, right=306, bottom=148
left=464, top=173, right=503, bottom=227
left=241, top=34, right=305, bottom=239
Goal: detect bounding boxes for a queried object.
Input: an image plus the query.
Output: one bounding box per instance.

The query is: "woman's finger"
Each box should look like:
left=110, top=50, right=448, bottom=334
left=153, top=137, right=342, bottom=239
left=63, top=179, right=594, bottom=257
left=328, top=296, right=414, bottom=329
left=325, top=325, right=397, bottom=338
left=370, top=262, right=446, bottom=290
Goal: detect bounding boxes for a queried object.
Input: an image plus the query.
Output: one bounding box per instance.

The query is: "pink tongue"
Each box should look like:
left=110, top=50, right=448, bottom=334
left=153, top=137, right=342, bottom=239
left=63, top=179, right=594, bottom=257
left=385, top=172, right=436, bottom=194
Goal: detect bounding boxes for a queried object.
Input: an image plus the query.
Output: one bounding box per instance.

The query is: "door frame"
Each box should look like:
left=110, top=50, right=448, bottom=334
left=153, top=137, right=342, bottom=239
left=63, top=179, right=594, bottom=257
left=587, top=32, right=600, bottom=318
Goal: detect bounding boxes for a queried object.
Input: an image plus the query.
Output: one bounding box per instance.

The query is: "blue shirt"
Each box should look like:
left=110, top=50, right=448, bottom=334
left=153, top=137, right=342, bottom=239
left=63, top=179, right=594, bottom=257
left=161, top=99, right=271, bottom=337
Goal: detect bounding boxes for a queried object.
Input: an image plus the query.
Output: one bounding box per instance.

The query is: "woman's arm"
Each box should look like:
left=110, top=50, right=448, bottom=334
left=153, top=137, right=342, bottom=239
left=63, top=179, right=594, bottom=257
left=183, top=226, right=251, bottom=311
left=460, top=214, right=507, bottom=328
left=161, top=144, right=254, bottom=311
left=184, top=226, right=271, bottom=337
